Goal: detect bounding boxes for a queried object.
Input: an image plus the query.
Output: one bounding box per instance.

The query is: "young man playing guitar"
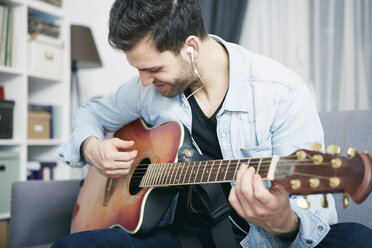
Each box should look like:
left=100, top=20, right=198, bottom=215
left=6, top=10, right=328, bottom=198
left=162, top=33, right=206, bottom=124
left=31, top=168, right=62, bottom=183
left=53, top=0, right=372, bottom=247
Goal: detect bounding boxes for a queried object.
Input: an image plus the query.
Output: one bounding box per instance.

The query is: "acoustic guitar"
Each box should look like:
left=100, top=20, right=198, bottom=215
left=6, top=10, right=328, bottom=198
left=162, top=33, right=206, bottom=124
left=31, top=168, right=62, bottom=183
left=71, top=119, right=372, bottom=235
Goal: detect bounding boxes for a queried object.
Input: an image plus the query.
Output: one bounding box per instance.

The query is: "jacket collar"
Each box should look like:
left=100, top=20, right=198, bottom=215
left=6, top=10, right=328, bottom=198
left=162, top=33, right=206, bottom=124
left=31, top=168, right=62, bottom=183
left=210, top=35, right=252, bottom=113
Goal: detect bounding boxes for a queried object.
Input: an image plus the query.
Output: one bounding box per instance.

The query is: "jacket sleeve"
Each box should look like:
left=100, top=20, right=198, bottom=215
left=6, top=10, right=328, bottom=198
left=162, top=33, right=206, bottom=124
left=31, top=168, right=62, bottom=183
left=56, top=76, right=142, bottom=167
left=240, top=82, right=338, bottom=248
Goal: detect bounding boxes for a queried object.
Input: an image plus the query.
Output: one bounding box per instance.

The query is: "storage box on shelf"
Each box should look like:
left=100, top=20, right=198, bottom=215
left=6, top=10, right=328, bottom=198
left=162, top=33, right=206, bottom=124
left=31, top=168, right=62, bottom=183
left=0, top=99, right=15, bottom=139
left=28, top=34, right=63, bottom=77
left=28, top=111, right=50, bottom=139
left=0, top=150, right=19, bottom=214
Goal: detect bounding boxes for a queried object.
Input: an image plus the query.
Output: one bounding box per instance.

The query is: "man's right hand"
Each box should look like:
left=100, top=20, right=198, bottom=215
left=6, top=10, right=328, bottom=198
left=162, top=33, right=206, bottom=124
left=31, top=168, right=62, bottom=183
left=82, top=136, right=138, bottom=178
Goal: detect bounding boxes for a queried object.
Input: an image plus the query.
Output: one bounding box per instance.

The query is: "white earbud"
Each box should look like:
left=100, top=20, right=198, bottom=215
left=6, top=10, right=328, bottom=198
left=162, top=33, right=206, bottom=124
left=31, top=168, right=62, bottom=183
left=186, top=46, right=198, bottom=74
left=181, top=45, right=205, bottom=108
left=186, top=46, right=194, bottom=54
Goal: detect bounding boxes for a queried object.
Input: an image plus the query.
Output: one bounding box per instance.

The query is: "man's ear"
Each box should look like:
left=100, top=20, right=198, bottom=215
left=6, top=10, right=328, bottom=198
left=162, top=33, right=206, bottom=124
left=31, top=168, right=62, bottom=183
left=183, top=35, right=200, bottom=59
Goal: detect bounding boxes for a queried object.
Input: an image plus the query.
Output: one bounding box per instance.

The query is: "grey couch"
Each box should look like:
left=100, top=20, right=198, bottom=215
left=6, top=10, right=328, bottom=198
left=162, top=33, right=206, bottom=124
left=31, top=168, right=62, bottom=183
left=7, top=110, right=372, bottom=248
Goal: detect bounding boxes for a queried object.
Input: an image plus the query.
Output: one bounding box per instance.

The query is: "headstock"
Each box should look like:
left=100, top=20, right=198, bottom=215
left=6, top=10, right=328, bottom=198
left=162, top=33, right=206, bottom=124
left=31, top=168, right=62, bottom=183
left=274, top=143, right=372, bottom=209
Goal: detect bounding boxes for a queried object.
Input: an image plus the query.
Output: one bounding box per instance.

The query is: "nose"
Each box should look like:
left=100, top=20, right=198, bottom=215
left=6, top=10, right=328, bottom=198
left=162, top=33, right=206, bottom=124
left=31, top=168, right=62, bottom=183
left=139, top=71, right=154, bottom=87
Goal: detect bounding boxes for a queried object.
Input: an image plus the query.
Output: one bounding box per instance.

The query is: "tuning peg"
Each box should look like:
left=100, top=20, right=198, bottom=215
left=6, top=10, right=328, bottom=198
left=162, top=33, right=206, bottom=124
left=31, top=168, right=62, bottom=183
left=326, top=145, right=341, bottom=155
left=321, top=194, right=328, bottom=208
left=347, top=148, right=358, bottom=158
left=311, top=142, right=324, bottom=152
left=312, top=155, right=323, bottom=164
left=331, top=158, right=342, bottom=168
left=343, top=192, right=349, bottom=208
left=297, top=195, right=311, bottom=209
left=296, top=150, right=306, bottom=160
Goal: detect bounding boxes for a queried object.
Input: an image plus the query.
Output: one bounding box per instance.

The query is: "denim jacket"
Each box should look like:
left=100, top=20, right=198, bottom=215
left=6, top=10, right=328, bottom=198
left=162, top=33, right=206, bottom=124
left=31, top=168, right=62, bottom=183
left=57, top=35, right=338, bottom=248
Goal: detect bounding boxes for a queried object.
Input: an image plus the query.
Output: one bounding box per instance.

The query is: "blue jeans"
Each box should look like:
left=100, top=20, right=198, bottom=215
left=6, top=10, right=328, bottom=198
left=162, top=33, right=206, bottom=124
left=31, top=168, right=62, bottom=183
left=52, top=222, right=372, bottom=248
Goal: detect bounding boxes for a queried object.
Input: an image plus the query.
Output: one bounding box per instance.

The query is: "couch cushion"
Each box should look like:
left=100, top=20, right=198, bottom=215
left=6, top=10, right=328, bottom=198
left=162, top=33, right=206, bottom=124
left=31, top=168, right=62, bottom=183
left=320, top=110, right=372, bottom=229
left=8, top=180, right=81, bottom=248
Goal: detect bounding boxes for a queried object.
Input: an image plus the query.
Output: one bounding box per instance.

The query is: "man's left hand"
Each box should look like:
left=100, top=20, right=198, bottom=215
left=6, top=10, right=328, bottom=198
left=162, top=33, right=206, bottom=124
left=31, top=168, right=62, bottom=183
left=228, top=163, right=299, bottom=238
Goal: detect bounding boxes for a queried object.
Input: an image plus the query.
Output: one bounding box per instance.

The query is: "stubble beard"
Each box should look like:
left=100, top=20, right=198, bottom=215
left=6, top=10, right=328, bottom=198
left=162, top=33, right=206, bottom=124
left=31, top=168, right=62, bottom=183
left=160, top=57, right=199, bottom=98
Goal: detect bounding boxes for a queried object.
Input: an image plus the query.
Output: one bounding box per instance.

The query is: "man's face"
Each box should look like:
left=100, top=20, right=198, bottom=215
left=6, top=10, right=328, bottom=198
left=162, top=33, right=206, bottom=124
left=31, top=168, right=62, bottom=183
left=125, top=38, right=198, bottom=98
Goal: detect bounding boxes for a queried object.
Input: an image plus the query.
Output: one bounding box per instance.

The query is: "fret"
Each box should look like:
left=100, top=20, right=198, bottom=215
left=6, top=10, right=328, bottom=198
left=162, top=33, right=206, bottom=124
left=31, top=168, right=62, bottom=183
left=142, top=165, right=151, bottom=187
left=199, top=161, right=207, bottom=183
left=201, top=161, right=211, bottom=183
left=167, top=163, right=176, bottom=185
left=148, top=164, right=158, bottom=186
left=207, top=160, right=215, bottom=183
left=233, top=159, right=241, bottom=180
left=194, top=161, right=202, bottom=183
left=214, top=160, right=223, bottom=182
left=194, top=161, right=205, bottom=183
left=223, top=160, right=231, bottom=181
left=168, top=163, right=177, bottom=185
left=160, top=164, right=168, bottom=185
left=182, top=162, right=190, bottom=185
left=187, top=162, right=196, bottom=184
left=178, top=163, right=186, bottom=185
left=217, top=160, right=228, bottom=182
left=173, top=162, right=182, bottom=185
left=152, top=164, right=161, bottom=186
left=163, top=163, right=173, bottom=185
left=256, top=158, right=263, bottom=174
left=225, top=160, right=237, bottom=181
left=156, top=163, right=166, bottom=186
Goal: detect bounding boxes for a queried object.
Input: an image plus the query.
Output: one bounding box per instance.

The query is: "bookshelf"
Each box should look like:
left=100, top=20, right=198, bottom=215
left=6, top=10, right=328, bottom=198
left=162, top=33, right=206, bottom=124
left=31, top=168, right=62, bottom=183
left=0, top=0, right=72, bottom=218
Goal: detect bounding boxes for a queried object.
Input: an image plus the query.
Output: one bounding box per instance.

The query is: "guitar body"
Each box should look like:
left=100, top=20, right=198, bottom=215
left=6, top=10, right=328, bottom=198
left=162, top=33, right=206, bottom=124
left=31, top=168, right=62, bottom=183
left=71, top=119, right=372, bottom=236
left=71, top=119, right=184, bottom=234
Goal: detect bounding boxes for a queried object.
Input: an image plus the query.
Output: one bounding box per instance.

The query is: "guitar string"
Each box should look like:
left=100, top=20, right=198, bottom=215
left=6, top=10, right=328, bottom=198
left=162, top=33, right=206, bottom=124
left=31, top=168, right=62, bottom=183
left=129, top=167, right=337, bottom=184
left=129, top=167, right=332, bottom=179
left=129, top=170, right=337, bottom=186
left=125, top=153, right=340, bottom=185
left=129, top=160, right=334, bottom=173
left=128, top=162, right=335, bottom=183
left=129, top=152, right=329, bottom=169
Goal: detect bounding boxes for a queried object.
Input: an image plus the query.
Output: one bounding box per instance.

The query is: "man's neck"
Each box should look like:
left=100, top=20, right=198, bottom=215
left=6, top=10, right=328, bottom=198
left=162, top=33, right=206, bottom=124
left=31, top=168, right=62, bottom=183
left=189, top=37, right=230, bottom=118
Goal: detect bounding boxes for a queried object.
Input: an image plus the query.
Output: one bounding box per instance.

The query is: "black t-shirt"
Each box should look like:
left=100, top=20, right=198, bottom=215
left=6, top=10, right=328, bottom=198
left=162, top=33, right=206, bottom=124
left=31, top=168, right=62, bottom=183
left=175, top=88, right=249, bottom=234
left=184, top=88, right=224, bottom=160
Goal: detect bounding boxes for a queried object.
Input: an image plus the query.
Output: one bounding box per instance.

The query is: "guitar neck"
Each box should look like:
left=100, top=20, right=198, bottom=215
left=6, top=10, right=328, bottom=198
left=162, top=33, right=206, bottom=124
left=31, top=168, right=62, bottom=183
left=140, top=156, right=282, bottom=187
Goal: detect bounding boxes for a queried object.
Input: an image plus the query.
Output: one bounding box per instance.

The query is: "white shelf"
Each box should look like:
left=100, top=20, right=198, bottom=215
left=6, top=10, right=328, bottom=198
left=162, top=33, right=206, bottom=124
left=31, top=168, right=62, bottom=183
left=0, top=139, right=23, bottom=146
left=27, top=139, right=63, bottom=146
left=28, top=71, right=63, bottom=83
left=0, top=66, right=24, bottom=76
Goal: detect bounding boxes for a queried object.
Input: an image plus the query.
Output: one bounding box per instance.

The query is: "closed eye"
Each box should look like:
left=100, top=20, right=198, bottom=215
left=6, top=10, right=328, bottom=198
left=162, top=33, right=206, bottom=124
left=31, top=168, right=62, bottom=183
left=139, top=66, right=163, bottom=73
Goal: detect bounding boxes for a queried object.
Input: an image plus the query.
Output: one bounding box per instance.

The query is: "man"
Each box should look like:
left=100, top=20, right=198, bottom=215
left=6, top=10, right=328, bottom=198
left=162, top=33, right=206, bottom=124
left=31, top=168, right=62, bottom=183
left=53, top=0, right=372, bottom=247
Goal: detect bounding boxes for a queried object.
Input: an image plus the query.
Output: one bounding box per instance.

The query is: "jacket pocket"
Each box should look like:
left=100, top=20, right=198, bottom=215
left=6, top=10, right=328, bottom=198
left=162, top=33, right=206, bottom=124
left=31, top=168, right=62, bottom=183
left=240, top=134, right=272, bottom=157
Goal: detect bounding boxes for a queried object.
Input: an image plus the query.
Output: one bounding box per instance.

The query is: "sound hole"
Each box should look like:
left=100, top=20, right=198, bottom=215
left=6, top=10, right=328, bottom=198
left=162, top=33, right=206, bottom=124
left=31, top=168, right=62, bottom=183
left=129, top=158, right=150, bottom=195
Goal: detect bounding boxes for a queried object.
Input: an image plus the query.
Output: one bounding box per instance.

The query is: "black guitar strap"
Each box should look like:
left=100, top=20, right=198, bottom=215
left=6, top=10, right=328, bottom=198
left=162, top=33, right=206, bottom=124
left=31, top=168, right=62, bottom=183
left=188, top=183, right=236, bottom=248
left=175, top=143, right=236, bottom=248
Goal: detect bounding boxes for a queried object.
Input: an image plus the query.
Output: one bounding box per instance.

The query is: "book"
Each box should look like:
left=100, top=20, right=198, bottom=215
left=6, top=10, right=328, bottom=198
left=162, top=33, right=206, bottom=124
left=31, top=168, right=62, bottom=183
left=0, top=6, right=8, bottom=66
left=0, top=5, right=14, bottom=67
left=27, top=161, right=57, bottom=180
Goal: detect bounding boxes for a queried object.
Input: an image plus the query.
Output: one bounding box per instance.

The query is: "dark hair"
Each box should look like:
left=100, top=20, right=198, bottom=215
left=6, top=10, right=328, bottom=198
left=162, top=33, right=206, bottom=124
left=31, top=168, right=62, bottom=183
left=108, top=0, right=208, bottom=54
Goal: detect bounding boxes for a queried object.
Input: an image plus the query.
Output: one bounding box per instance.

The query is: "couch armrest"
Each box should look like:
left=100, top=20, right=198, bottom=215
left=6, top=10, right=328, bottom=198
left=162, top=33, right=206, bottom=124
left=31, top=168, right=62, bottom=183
left=333, top=193, right=372, bottom=230
left=8, top=180, right=81, bottom=248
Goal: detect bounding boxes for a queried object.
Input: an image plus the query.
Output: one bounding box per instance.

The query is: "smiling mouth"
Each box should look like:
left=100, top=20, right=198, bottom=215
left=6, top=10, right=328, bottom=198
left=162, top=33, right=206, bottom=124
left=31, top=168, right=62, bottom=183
left=154, top=82, right=167, bottom=91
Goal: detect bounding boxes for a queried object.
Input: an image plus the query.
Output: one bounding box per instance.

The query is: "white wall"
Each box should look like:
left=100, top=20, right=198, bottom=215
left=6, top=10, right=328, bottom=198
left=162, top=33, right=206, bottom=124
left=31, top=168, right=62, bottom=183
left=65, top=0, right=137, bottom=105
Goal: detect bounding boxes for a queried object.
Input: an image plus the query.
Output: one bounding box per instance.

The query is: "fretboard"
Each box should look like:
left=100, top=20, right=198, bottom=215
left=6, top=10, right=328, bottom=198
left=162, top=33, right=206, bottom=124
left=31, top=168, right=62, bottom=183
left=139, top=156, right=280, bottom=187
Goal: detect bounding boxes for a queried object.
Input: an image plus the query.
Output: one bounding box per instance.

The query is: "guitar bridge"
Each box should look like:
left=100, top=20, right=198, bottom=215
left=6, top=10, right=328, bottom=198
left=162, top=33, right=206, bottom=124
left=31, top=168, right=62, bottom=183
left=103, top=178, right=115, bottom=206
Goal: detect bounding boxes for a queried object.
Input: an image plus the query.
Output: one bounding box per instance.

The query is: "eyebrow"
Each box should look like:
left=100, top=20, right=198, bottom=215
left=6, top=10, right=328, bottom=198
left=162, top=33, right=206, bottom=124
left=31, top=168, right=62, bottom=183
left=139, top=66, right=162, bottom=71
